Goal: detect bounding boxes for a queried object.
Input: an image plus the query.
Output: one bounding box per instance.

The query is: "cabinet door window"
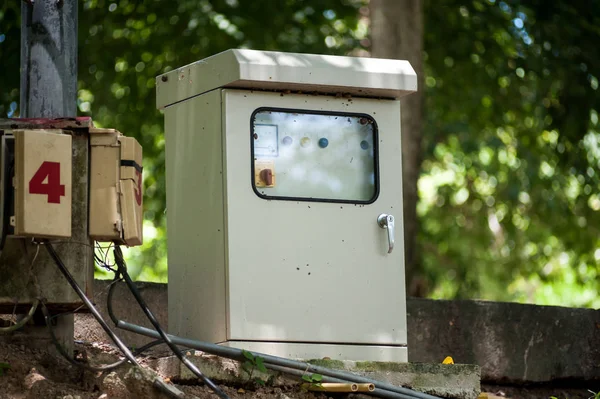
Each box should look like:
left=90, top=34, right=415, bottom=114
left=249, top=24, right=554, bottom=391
left=251, top=108, right=379, bottom=204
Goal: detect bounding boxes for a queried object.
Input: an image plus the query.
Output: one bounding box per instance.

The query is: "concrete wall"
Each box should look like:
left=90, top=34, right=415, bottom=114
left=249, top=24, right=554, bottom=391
left=407, top=298, right=600, bottom=383
left=75, top=279, right=168, bottom=348
left=76, top=280, right=600, bottom=385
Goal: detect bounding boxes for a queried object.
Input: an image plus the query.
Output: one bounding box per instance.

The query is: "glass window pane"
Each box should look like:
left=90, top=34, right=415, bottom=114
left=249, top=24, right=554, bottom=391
left=251, top=108, right=378, bottom=203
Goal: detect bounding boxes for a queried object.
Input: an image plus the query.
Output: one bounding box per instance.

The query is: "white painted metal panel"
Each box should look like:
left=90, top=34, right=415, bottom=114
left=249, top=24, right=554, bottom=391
left=222, top=341, right=408, bottom=363
left=223, top=89, right=407, bottom=347
left=165, top=90, right=227, bottom=342
left=156, top=49, right=417, bottom=109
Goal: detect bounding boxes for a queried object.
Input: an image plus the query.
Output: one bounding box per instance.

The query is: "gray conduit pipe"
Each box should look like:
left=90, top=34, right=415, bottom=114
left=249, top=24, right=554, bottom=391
left=116, top=321, right=441, bottom=399
left=265, top=363, right=417, bottom=399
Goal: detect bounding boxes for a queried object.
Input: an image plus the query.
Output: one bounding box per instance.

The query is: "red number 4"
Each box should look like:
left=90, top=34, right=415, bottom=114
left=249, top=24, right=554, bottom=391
left=29, top=161, right=65, bottom=204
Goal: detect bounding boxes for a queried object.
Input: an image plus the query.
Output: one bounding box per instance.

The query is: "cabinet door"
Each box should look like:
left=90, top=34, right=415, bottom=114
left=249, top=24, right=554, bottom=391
left=223, top=89, right=407, bottom=346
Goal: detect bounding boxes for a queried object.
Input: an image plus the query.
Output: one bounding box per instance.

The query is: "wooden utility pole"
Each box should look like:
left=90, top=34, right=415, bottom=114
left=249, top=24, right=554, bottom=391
left=0, top=0, right=92, bottom=354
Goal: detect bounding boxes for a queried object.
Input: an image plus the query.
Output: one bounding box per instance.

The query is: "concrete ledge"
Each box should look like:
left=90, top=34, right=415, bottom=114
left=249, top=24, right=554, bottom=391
left=75, top=280, right=600, bottom=386
left=407, top=298, right=600, bottom=383
left=305, top=359, right=480, bottom=399
left=154, top=352, right=480, bottom=399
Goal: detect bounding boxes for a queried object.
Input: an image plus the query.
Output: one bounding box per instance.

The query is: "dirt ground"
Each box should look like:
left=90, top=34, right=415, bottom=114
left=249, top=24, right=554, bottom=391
left=0, top=339, right=596, bottom=399
left=0, top=340, right=353, bottom=399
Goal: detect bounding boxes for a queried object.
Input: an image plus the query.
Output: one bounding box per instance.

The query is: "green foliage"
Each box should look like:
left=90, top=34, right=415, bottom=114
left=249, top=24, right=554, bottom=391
left=301, top=373, right=323, bottom=383
left=420, top=0, right=600, bottom=307
left=300, top=373, right=323, bottom=391
left=0, top=0, right=367, bottom=281
left=241, top=349, right=269, bottom=387
left=1, top=0, right=599, bottom=308
left=74, top=0, right=366, bottom=280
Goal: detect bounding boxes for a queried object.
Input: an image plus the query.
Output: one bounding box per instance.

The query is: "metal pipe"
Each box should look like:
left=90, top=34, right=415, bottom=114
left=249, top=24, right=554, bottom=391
left=304, top=382, right=375, bottom=393
left=113, top=246, right=230, bottom=399
left=358, top=383, right=377, bottom=392
left=251, top=363, right=414, bottom=399
left=116, top=321, right=440, bottom=399
left=304, top=382, right=359, bottom=392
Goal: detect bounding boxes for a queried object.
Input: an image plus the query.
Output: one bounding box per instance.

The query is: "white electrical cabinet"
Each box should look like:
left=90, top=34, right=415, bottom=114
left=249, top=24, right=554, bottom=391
left=156, top=49, right=417, bottom=362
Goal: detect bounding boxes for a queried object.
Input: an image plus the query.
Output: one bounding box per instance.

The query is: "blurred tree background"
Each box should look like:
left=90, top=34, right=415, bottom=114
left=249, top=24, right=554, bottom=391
left=1, top=0, right=598, bottom=308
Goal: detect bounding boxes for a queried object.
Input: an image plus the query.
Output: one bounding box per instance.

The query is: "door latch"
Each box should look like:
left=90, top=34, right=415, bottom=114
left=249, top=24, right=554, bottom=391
left=377, top=213, right=395, bottom=254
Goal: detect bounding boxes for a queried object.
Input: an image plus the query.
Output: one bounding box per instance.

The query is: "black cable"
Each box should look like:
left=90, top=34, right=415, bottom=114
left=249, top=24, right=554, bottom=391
left=0, top=299, right=39, bottom=333
left=95, top=241, right=117, bottom=273
left=107, top=274, right=123, bottom=326
left=41, top=301, right=165, bottom=372
left=44, top=242, right=185, bottom=399
left=45, top=243, right=139, bottom=364
left=106, top=249, right=439, bottom=399
left=112, top=245, right=230, bottom=399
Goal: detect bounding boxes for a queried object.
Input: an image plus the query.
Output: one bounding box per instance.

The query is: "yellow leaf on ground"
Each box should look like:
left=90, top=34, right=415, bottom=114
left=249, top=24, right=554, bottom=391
left=442, top=356, right=454, bottom=364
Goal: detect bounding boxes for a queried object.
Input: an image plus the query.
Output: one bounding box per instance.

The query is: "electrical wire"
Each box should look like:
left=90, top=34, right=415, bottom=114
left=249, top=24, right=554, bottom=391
left=112, top=245, right=230, bottom=399
left=56, top=277, right=124, bottom=317
left=73, top=241, right=436, bottom=399
left=106, top=274, right=122, bottom=326
left=113, top=319, right=442, bottom=399
left=1, top=240, right=42, bottom=333
left=0, top=299, right=39, bottom=333
left=44, top=242, right=186, bottom=399
left=41, top=301, right=164, bottom=372
left=43, top=240, right=116, bottom=273
left=105, top=263, right=441, bottom=399
left=95, top=241, right=117, bottom=273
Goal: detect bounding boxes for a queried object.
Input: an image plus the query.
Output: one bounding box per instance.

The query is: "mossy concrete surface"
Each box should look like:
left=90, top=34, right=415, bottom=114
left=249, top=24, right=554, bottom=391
left=160, top=352, right=480, bottom=399
left=306, top=359, right=480, bottom=399
left=165, top=351, right=296, bottom=387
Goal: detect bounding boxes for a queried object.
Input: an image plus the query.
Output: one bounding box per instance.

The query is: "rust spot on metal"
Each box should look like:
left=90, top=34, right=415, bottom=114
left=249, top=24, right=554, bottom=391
left=0, top=117, right=93, bottom=130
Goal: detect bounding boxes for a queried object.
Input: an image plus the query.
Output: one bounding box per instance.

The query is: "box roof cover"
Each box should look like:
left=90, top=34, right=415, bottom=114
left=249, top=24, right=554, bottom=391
left=156, top=49, right=417, bottom=109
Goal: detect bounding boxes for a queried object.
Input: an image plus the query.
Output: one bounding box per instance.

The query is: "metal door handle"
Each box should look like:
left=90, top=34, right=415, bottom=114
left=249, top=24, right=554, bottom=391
left=377, top=213, right=395, bottom=254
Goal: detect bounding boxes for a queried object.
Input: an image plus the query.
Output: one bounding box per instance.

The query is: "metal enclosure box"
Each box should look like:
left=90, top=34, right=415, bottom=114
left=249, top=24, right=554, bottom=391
left=157, top=49, right=417, bottom=362
left=89, top=128, right=144, bottom=247
left=0, top=118, right=94, bottom=313
left=13, top=129, right=72, bottom=238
